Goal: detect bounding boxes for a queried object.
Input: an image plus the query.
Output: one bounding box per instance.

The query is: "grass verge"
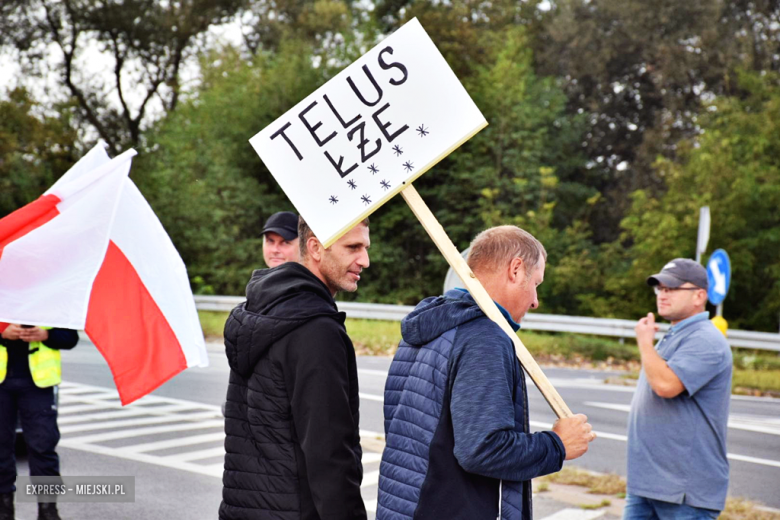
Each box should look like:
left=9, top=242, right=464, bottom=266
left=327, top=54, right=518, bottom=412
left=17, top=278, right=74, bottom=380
left=540, top=466, right=625, bottom=495
left=198, top=311, right=780, bottom=394
left=721, top=498, right=780, bottom=519
left=539, top=467, right=780, bottom=518
left=199, top=310, right=229, bottom=338
left=733, top=369, right=780, bottom=396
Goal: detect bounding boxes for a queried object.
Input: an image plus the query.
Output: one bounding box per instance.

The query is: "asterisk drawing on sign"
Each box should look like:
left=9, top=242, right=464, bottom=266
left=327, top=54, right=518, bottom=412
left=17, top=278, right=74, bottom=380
left=368, top=163, right=379, bottom=175
left=380, top=180, right=391, bottom=190
left=347, top=179, right=357, bottom=190
left=392, top=145, right=403, bottom=156
left=402, top=161, right=414, bottom=173
left=361, top=194, right=372, bottom=205
left=416, top=124, right=429, bottom=137
left=329, top=195, right=338, bottom=205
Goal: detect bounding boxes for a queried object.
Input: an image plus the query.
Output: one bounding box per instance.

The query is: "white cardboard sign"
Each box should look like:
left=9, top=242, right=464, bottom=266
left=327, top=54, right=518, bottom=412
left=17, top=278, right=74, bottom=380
left=249, top=18, right=487, bottom=247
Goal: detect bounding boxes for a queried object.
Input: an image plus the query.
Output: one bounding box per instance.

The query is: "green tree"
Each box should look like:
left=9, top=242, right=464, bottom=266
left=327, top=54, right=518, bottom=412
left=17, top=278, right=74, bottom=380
left=0, top=88, right=79, bottom=217
left=240, top=0, right=360, bottom=55
left=538, top=0, right=780, bottom=242
left=349, top=26, right=592, bottom=306
left=615, top=71, right=780, bottom=331
left=373, top=0, right=551, bottom=80
left=0, top=0, right=246, bottom=152
left=134, top=41, right=328, bottom=294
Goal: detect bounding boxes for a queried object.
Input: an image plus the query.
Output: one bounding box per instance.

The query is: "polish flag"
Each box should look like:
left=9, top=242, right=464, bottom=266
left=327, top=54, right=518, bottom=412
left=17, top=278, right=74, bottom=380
left=0, top=144, right=208, bottom=404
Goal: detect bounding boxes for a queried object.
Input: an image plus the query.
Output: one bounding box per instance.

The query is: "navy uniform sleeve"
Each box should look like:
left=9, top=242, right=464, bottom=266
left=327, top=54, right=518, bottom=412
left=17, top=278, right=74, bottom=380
left=450, top=324, right=564, bottom=481
left=43, top=328, right=79, bottom=350
left=283, top=318, right=367, bottom=520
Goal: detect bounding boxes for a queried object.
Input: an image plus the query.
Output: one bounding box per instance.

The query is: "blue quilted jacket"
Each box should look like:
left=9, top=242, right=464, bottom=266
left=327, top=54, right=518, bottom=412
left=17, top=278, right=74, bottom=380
left=377, top=290, right=565, bottom=520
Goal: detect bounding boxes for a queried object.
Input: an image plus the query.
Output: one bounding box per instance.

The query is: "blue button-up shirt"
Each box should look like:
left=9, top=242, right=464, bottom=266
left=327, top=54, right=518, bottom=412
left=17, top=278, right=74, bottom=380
left=626, top=312, right=733, bottom=511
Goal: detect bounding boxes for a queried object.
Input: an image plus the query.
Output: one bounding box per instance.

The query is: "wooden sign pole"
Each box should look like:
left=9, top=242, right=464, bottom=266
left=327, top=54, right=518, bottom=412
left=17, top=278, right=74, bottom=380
left=401, top=183, right=573, bottom=419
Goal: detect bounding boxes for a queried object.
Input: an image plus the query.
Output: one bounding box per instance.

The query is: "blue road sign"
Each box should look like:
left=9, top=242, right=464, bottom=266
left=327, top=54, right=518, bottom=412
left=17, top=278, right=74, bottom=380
left=707, top=249, right=731, bottom=305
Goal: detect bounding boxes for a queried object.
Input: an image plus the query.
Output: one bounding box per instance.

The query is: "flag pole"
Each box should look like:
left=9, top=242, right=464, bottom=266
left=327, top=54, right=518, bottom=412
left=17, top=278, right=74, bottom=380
left=401, top=183, right=573, bottom=419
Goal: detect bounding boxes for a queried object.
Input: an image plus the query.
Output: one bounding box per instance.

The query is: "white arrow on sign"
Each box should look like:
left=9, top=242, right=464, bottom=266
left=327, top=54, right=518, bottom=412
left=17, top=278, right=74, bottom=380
left=710, top=258, right=727, bottom=295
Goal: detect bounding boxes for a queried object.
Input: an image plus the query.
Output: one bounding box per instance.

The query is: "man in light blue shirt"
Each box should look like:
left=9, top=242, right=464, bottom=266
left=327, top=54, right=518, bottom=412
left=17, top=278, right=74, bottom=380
left=625, top=258, right=733, bottom=519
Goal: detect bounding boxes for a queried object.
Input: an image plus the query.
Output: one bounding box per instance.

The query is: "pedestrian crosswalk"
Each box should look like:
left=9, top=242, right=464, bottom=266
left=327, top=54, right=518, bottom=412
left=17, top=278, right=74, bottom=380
left=57, top=381, right=227, bottom=478
left=53, top=381, right=615, bottom=519
left=54, top=381, right=388, bottom=510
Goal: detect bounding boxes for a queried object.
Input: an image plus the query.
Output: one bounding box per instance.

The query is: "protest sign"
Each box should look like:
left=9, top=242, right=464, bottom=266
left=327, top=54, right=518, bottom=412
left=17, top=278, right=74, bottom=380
left=250, top=17, right=487, bottom=247
left=250, top=18, right=572, bottom=418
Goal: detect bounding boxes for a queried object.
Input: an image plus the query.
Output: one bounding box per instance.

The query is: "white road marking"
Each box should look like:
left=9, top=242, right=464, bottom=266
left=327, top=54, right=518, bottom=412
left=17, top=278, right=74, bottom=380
left=57, top=403, right=112, bottom=415
left=362, top=470, right=380, bottom=488
left=59, top=411, right=222, bottom=434
left=538, top=508, right=606, bottom=520
left=60, top=390, right=122, bottom=401
left=362, top=452, right=383, bottom=463
left=582, top=402, right=631, bottom=413
left=731, top=394, right=780, bottom=403
left=584, top=401, right=780, bottom=436
left=55, top=381, right=386, bottom=482
left=727, top=454, right=780, bottom=468
left=531, top=417, right=780, bottom=468
left=59, top=386, right=108, bottom=395
left=121, top=433, right=226, bottom=454
left=358, top=368, right=391, bottom=377
left=168, top=446, right=226, bottom=462
left=60, top=440, right=225, bottom=478
left=58, top=403, right=201, bottom=424
left=62, top=419, right=226, bottom=444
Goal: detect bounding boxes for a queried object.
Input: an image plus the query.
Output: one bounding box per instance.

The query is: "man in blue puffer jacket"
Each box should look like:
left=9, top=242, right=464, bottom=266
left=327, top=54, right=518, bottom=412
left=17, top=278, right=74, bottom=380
left=377, top=225, right=596, bottom=520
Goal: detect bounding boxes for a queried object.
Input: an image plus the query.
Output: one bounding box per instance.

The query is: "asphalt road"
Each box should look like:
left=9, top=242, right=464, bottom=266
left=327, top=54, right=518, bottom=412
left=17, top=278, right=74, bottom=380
left=10, top=338, right=779, bottom=519
left=359, top=356, right=780, bottom=509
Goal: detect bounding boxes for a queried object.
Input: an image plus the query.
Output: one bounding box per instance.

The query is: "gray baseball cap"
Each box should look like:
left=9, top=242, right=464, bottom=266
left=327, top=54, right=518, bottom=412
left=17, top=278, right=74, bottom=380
left=647, top=258, right=708, bottom=290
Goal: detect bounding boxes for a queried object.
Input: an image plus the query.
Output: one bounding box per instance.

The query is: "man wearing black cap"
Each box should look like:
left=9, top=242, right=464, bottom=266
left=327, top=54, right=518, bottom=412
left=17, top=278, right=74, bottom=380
left=262, top=211, right=300, bottom=267
left=624, top=258, right=732, bottom=520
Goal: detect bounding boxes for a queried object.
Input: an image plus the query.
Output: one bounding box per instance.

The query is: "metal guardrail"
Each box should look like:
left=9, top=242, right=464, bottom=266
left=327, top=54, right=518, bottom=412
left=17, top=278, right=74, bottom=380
left=194, top=295, right=780, bottom=352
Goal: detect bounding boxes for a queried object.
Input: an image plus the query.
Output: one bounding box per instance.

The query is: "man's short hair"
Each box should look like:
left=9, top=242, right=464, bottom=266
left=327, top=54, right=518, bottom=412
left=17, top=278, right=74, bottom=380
left=298, top=216, right=370, bottom=259
left=467, top=225, right=546, bottom=275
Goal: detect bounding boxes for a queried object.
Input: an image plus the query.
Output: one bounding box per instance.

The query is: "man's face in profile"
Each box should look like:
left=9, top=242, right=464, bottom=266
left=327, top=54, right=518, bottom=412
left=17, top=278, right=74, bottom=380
left=319, top=224, right=370, bottom=294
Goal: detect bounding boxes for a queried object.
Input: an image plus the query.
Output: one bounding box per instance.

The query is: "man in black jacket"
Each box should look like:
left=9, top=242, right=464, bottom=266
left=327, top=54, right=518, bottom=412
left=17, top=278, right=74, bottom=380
left=220, top=217, right=370, bottom=520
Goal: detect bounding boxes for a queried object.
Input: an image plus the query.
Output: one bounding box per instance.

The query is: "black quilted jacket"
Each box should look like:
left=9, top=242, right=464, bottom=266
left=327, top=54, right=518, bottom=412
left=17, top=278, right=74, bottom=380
left=219, top=262, right=366, bottom=520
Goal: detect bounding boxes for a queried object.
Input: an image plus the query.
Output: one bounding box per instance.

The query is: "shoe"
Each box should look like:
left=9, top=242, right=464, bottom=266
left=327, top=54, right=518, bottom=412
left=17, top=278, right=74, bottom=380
left=0, top=492, right=13, bottom=520
left=37, top=502, right=61, bottom=520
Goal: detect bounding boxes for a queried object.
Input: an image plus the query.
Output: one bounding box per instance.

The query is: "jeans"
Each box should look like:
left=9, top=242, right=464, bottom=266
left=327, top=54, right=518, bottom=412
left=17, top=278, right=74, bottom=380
left=0, top=377, right=61, bottom=493
left=623, top=494, right=720, bottom=520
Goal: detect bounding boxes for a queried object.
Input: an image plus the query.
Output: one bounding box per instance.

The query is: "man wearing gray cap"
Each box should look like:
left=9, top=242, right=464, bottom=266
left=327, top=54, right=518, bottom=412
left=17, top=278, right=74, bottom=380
left=624, top=258, right=733, bottom=519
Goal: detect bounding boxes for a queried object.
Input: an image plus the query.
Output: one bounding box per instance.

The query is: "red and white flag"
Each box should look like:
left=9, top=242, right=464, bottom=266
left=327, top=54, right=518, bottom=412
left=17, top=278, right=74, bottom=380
left=0, top=143, right=207, bottom=404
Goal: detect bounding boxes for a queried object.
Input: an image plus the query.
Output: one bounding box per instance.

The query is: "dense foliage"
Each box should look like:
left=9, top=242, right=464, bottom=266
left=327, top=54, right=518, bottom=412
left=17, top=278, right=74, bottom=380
left=2, top=0, right=779, bottom=331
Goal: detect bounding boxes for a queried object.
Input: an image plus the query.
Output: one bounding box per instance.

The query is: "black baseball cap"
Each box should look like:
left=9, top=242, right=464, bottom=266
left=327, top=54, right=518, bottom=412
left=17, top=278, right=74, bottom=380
left=262, top=211, right=298, bottom=241
left=647, top=258, right=709, bottom=291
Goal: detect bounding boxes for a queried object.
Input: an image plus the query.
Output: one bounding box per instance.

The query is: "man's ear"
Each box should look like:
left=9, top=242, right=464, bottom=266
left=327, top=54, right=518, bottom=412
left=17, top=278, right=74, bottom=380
left=694, top=288, right=708, bottom=307
left=307, top=236, right=324, bottom=262
left=508, top=257, right=525, bottom=283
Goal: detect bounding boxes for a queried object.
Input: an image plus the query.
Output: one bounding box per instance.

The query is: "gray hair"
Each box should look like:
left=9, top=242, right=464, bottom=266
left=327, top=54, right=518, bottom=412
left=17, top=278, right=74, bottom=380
left=467, top=225, right=546, bottom=275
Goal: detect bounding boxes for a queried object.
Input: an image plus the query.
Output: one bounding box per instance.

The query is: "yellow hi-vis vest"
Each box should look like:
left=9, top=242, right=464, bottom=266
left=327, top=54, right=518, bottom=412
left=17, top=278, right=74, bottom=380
left=0, top=326, right=61, bottom=388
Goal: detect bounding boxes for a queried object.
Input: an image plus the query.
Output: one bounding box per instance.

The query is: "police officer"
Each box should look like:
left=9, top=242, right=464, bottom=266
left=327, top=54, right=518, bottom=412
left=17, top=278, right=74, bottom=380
left=0, top=324, right=78, bottom=520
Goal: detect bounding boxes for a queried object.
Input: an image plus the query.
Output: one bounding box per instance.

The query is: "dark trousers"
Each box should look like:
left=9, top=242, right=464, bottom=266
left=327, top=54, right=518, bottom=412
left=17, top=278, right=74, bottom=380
left=0, top=377, right=61, bottom=493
